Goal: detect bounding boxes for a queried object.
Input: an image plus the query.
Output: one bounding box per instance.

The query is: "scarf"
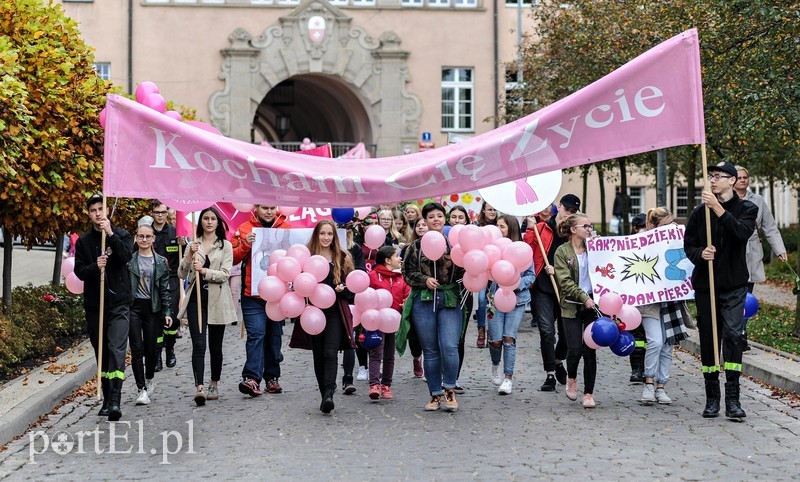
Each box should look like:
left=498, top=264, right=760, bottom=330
left=660, top=301, right=690, bottom=345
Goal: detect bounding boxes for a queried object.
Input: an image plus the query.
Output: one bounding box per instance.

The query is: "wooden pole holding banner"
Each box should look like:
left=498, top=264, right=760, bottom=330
left=96, top=197, right=107, bottom=399
left=531, top=221, right=560, bottom=301
left=700, top=145, right=721, bottom=370
left=192, top=212, right=203, bottom=334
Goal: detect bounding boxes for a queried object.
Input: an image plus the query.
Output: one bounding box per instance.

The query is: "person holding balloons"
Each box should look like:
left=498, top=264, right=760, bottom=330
left=487, top=215, right=535, bottom=395
left=367, top=246, right=410, bottom=400
left=474, top=202, right=498, bottom=349
left=177, top=207, right=236, bottom=406
left=289, top=220, right=356, bottom=413
left=402, top=202, right=464, bottom=412
left=554, top=212, right=599, bottom=408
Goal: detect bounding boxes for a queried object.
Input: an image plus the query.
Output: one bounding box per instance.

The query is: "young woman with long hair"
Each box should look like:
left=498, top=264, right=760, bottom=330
left=474, top=201, right=499, bottom=349
left=178, top=207, right=237, bottom=406
left=393, top=209, right=411, bottom=247
left=378, top=209, right=402, bottom=246
left=403, top=204, right=422, bottom=229
left=448, top=205, right=469, bottom=227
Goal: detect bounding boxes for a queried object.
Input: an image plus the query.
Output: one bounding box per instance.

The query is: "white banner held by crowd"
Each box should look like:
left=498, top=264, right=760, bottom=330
left=586, top=224, right=694, bottom=306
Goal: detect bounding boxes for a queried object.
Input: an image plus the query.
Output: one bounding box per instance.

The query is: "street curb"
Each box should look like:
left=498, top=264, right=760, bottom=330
left=0, top=343, right=95, bottom=447
left=680, top=337, right=800, bottom=395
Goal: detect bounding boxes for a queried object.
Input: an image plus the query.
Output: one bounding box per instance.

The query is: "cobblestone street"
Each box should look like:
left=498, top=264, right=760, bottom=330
left=2, top=317, right=800, bottom=480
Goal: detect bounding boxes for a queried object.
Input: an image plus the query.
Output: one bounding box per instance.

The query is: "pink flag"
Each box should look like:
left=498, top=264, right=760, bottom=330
left=103, top=30, right=704, bottom=208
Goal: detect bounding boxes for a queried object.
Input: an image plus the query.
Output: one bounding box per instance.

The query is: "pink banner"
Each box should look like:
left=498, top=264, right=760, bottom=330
left=103, top=30, right=704, bottom=208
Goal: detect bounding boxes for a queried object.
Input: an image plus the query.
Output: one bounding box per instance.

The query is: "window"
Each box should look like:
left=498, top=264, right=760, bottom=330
left=441, top=67, right=473, bottom=132
left=250, top=0, right=274, bottom=4
left=505, top=0, right=537, bottom=5
left=676, top=187, right=702, bottom=218
left=93, top=62, right=111, bottom=81
left=401, top=0, right=423, bottom=5
left=428, top=0, right=451, bottom=7
left=628, top=187, right=644, bottom=215
left=328, top=0, right=349, bottom=4
left=352, top=0, right=376, bottom=5
left=455, top=0, right=477, bottom=6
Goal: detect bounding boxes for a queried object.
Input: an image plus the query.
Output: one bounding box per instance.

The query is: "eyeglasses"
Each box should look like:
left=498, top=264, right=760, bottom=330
left=580, top=224, right=593, bottom=230
left=136, top=234, right=154, bottom=240
left=152, top=210, right=168, bottom=216
left=379, top=218, right=393, bottom=222
left=707, top=174, right=734, bottom=182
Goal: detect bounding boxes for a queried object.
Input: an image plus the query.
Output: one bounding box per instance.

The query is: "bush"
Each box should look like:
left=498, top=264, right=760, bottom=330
left=764, top=251, right=799, bottom=286
left=0, top=284, right=85, bottom=376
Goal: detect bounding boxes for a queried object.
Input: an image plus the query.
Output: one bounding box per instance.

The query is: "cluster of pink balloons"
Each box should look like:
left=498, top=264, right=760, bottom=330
left=61, top=257, right=83, bottom=294
left=344, top=270, right=402, bottom=333
left=428, top=224, right=533, bottom=313
left=299, top=138, right=317, bottom=151
left=257, top=244, right=334, bottom=335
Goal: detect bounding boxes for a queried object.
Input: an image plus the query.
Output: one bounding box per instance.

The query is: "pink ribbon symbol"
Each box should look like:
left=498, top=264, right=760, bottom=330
left=513, top=179, right=538, bottom=206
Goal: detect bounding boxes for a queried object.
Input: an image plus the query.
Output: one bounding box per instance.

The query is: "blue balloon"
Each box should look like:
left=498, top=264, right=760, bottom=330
left=591, top=317, right=620, bottom=347
left=331, top=208, right=355, bottom=224
left=443, top=225, right=451, bottom=237
left=610, top=331, right=636, bottom=356
left=744, top=292, right=759, bottom=319
left=362, top=330, right=382, bottom=350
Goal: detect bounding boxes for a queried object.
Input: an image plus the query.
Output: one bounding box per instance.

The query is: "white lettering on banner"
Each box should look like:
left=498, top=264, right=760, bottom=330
left=613, top=89, right=636, bottom=122
left=385, top=155, right=486, bottom=190
left=586, top=105, right=613, bottom=129
left=313, top=175, right=367, bottom=194
left=635, top=86, right=665, bottom=117
left=547, top=116, right=580, bottom=149
left=150, top=128, right=194, bottom=170
left=509, top=119, right=548, bottom=160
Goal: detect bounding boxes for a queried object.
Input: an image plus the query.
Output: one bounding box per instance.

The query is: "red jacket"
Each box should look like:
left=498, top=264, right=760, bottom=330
left=232, top=212, right=290, bottom=297
left=523, top=221, right=554, bottom=277
left=368, top=265, right=410, bottom=312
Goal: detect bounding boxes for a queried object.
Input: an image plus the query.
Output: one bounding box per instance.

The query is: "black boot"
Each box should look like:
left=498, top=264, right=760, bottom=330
left=166, top=348, right=177, bottom=368
left=108, top=379, right=123, bottom=422
left=629, top=348, right=645, bottom=383
left=320, top=389, right=335, bottom=413
left=702, top=375, right=720, bottom=418
left=154, top=350, right=163, bottom=372
left=98, top=378, right=110, bottom=417
left=725, top=378, right=746, bottom=419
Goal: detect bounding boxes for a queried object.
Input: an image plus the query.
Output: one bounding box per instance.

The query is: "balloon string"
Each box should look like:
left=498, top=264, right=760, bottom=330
left=433, top=262, right=437, bottom=313
left=458, top=280, right=469, bottom=310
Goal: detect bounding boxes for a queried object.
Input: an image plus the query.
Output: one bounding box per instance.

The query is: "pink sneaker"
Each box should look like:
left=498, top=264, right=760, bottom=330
left=369, top=384, right=381, bottom=400
left=583, top=393, right=596, bottom=408
left=566, top=378, right=578, bottom=401
left=380, top=385, right=394, bottom=399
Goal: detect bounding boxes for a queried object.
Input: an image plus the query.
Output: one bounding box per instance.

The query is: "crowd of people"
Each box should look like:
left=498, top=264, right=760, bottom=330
left=72, top=160, right=785, bottom=420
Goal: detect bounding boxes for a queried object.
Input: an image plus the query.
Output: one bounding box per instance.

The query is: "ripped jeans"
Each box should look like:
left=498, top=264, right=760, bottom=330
left=487, top=304, right=524, bottom=376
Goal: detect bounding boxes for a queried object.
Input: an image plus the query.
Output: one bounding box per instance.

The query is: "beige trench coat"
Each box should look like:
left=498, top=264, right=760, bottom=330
left=178, top=239, right=237, bottom=325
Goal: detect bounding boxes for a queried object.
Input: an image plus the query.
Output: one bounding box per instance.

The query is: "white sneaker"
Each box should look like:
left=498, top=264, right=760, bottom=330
left=491, top=364, right=503, bottom=386
left=498, top=378, right=513, bottom=395
left=655, top=387, right=672, bottom=405
left=146, top=378, right=155, bottom=394
left=136, top=388, right=150, bottom=405
left=356, top=366, right=368, bottom=381
left=641, top=383, right=656, bottom=405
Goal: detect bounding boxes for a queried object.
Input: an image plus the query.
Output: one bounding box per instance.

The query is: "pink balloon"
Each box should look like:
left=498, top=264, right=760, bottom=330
left=463, top=272, right=489, bottom=292
left=258, top=275, right=288, bottom=302
left=493, top=288, right=517, bottom=313
left=354, top=287, right=378, bottom=311
left=500, top=277, right=521, bottom=290
left=459, top=225, right=484, bottom=253
left=293, top=272, right=318, bottom=298
left=99, top=108, right=107, bottom=129
left=279, top=292, right=306, bottom=318
left=448, top=224, right=464, bottom=246
left=379, top=308, right=402, bottom=333
left=421, top=231, right=447, bottom=261
left=503, top=241, right=534, bottom=271
left=307, top=142, right=316, bottom=149
left=376, top=288, right=394, bottom=310
left=360, top=309, right=381, bottom=331
left=164, top=110, right=183, bottom=122
left=61, top=257, right=76, bottom=278
left=269, top=249, right=287, bottom=266
left=276, top=257, right=302, bottom=283
left=485, top=225, right=503, bottom=241
left=483, top=244, right=502, bottom=268
left=265, top=301, right=285, bottom=322
left=491, top=260, right=519, bottom=287
left=356, top=207, right=372, bottom=219
left=618, top=304, right=642, bottom=330
left=345, top=270, right=370, bottom=294
left=185, top=120, right=222, bottom=135
left=232, top=203, right=254, bottom=213
left=279, top=206, right=300, bottom=217
left=352, top=308, right=362, bottom=327
left=364, top=225, right=386, bottom=250
left=583, top=323, right=601, bottom=349
left=300, top=305, right=327, bottom=335
left=598, top=292, right=624, bottom=317
left=493, top=237, right=513, bottom=249
left=267, top=263, right=278, bottom=277
left=286, top=244, right=311, bottom=266
left=450, top=244, right=465, bottom=267
left=463, top=249, right=489, bottom=275
left=65, top=272, right=84, bottom=294
left=135, top=81, right=159, bottom=104
left=303, top=255, right=330, bottom=283
left=143, top=93, right=167, bottom=113
left=309, top=283, right=336, bottom=309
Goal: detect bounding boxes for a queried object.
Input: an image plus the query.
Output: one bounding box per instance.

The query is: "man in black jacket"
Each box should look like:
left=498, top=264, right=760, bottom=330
left=685, top=162, right=758, bottom=420
left=74, top=194, right=133, bottom=421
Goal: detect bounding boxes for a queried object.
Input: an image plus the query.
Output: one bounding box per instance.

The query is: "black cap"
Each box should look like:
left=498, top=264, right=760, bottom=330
left=707, top=162, right=738, bottom=179
left=560, top=194, right=581, bottom=211
left=631, top=213, right=646, bottom=228
left=86, top=193, right=104, bottom=209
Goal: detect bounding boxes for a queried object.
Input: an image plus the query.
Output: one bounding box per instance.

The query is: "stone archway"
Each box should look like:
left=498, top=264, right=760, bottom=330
left=208, top=0, right=422, bottom=157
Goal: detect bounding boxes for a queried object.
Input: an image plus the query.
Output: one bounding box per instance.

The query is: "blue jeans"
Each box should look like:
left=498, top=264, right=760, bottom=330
left=476, top=289, right=488, bottom=329
left=241, top=296, right=284, bottom=383
left=487, top=304, right=524, bottom=376
left=642, top=316, right=673, bottom=385
left=411, top=292, right=462, bottom=396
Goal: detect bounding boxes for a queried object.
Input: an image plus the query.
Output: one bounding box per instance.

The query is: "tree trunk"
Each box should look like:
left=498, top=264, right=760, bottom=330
left=52, top=234, right=64, bottom=286
left=597, top=163, right=607, bottom=235
left=2, top=227, right=12, bottom=316
left=618, top=158, right=630, bottom=235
